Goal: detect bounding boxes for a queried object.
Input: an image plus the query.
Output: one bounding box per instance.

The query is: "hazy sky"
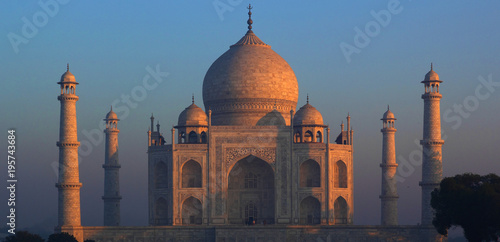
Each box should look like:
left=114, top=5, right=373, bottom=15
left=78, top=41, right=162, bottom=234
left=1, top=1, right=499, bottom=230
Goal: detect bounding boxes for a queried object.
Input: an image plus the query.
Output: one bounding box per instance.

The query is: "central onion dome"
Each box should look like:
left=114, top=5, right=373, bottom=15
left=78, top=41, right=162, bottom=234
left=202, top=6, right=298, bottom=126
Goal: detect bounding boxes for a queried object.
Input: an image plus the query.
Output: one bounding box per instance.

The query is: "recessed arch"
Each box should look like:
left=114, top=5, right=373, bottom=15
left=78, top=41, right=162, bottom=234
left=182, top=160, right=202, bottom=188
left=299, top=159, right=320, bottom=187
left=304, top=131, right=313, bottom=142
left=188, top=131, right=197, bottom=143
left=335, top=160, right=348, bottom=188
left=155, top=197, right=168, bottom=225
left=300, top=196, right=321, bottom=224
left=182, top=196, right=202, bottom=225
left=200, top=131, right=207, bottom=143
left=154, top=161, right=168, bottom=188
left=180, top=132, right=186, bottom=143
left=334, top=196, right=348, bottom=224
left=294, top=132, right=301, bottom=143
left=316, top=131, right=322, bottom=142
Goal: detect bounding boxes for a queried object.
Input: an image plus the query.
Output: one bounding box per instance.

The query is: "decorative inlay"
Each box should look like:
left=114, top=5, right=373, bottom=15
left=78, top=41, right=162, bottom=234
left=225, top=147, right=275, bottom=168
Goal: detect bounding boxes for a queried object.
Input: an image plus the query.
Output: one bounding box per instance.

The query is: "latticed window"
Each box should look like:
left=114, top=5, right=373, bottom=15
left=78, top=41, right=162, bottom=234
left=244, top=172, right=258, bottom=188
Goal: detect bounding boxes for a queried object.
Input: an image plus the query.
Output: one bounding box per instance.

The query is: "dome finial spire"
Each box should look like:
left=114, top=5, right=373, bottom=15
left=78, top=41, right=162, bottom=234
left=431, top=62, right=433, bottom=71
left=192, top=93, right=195, bottom=104
left=387, top=105, right=390, bottom=110
left=67, top=63, right=69, bottom=71
left=306, top=94, right=309, bottom=104
left=247, top=4, right=253, bottom=31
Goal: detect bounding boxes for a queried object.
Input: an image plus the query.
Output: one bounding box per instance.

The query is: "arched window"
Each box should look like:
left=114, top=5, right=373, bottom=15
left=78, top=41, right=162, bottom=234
left=188, top=131, right=197, bottom=143
left=294, top=132, right=301, bottom=143
left=200, top=132, right=207, bottom=143
left=335, top=160, right=348, bottom=188
left=304, top=131, right=313, bottom=142
left=316, top=131, right=322, bottom=143
left=154, top=161, right=168, bottom=188
left=299, top=159, right=320, bottom=187
left=182, top=160, right=202, bottom=188
left=180, top=132, right=186, bottom=143
left=334, top=196, right=348, bottom=224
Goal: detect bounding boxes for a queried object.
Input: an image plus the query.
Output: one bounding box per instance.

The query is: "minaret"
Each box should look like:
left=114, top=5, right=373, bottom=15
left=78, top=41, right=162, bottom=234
left=420, top=63, right=444, bottom=225
left=103, top=107, right=121, bottom=226
left=380, top=106, right=398, bottom=225
left=56, top=64, right=83, bottom=241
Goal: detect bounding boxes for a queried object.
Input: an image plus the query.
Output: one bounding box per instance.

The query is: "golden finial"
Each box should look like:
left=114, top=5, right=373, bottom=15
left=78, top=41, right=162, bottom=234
left=247, top=4, right=253, bottom=31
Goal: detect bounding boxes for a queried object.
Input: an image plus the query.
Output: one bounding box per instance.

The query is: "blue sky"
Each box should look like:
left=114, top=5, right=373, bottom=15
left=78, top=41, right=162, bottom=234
left=1, top=0, right=499, bottom=231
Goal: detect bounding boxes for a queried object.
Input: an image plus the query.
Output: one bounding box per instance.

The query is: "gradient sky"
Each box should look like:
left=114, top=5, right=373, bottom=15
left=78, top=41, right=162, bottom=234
left=1, top=1, right=499, bottom=231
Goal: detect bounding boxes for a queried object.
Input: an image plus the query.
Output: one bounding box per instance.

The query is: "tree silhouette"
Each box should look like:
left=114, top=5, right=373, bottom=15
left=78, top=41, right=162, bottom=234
left=47, top=232, right=77, bottom=242
left=431, top=173, right=500, bottom=242
left=4, top=231, right=44, bottom=242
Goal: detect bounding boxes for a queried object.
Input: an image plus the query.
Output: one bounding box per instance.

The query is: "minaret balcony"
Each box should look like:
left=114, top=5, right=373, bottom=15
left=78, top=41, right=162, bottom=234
left=419, top=139, right=444, bottom=145
left=56, top=141, right=80, bottom=147
left=421, top=93, right=442, bottom=99
left=58, top=95, right=79, bottom=101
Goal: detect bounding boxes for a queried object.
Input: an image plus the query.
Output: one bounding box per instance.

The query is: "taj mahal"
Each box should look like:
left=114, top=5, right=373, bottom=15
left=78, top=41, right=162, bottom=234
left=54, top=5, right=445, bottom=242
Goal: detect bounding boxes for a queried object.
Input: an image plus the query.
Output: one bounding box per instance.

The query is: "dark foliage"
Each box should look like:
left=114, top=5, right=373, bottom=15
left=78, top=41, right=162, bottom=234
left=47, top=232, right=77, bottom=242
left=431, top=173, right=500, bottom=242
left=4, top=231, right=44, bottom=242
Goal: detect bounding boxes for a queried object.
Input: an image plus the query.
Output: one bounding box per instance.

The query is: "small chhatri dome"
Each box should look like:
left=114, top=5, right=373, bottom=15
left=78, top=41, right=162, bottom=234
left=59, top=63, right=78, bottom=84
left=382, top=106, right=395, bottom=120
left=293, top=101, right=324, bottom=126
left=105, top=106, right=119, bottom=120
left=203, top=5, right=299, bottom=126
left=178, top=98, right=208, bottom=126
left=424, top=63, right=440, bottom=82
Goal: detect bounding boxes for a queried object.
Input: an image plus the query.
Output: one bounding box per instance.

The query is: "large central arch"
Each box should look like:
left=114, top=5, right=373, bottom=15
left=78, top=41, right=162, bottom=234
left=227, top=155, right=275, bottom=224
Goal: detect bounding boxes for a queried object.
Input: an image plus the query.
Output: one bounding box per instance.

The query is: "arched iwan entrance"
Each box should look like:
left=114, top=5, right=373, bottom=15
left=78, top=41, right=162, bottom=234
left=228, top=155, right=275, bottom=224
left=182, top=196, right=202, bottom=225
left=300, top=196, right=321, bottom=224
